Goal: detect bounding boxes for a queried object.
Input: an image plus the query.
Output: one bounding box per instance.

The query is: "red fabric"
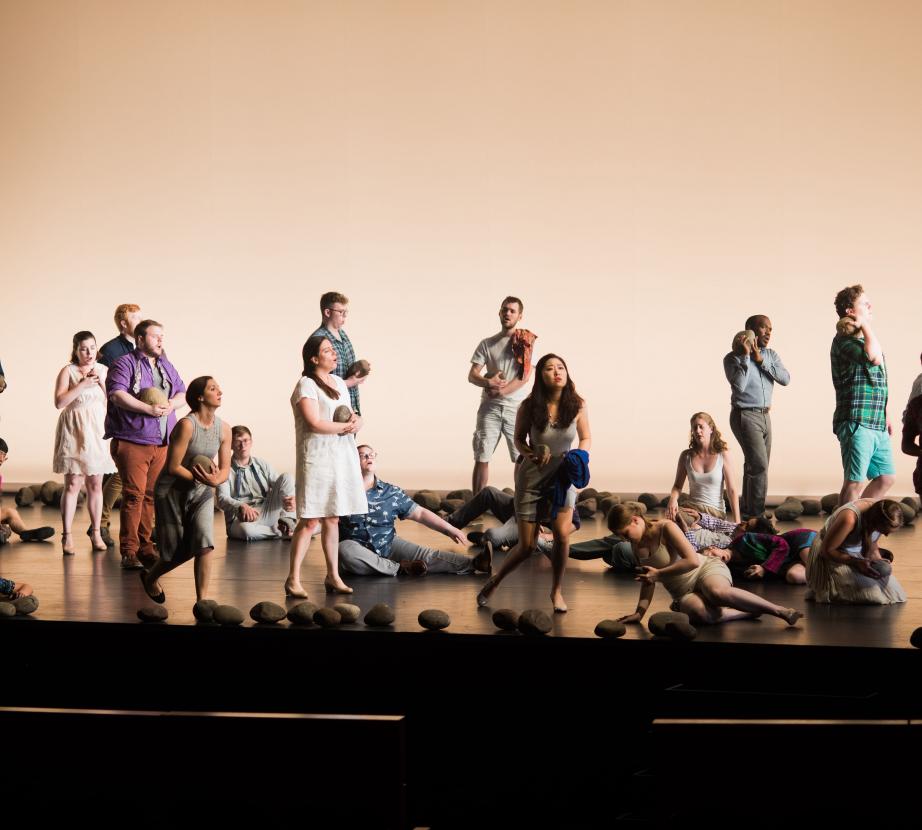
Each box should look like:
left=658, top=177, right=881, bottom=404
left=510, top=329, right=538, bottom=380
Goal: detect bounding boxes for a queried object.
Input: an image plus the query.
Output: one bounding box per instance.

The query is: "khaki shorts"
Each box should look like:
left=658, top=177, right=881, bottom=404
left=472, top=399, right=520, bottom=463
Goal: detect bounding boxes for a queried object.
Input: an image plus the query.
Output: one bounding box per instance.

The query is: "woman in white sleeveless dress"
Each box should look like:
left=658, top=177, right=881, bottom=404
left=285, top=335, right=368, bottom=599
left=666, top=412, right=741, bottom=525
left=53, top=331, right=117, bottom=555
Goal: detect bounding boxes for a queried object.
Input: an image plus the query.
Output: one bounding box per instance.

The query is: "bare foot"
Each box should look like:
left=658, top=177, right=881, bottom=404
left=13, top=582, right=33, bottom=599
left=551, top=589, right=568, bottom=613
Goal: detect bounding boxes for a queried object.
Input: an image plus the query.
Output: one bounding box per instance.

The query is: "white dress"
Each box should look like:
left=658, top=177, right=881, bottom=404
left=52, top=364, right=117, bottom=476
left=290, top=375, right=368, bottom=519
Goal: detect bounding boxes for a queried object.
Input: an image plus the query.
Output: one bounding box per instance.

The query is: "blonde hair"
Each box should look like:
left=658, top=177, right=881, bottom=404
left=114, top=303, right=141, bottom=330
left=688, top=412, right=728, bottom=453
left=861, top=500, right=903, bottom=554
left=607, top=502, right=652, bottom=535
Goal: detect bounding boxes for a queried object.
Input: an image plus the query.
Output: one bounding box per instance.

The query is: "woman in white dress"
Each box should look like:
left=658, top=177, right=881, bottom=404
left=806, top=498, right=905, bottom=604
left=666, top=412, right=741, bottom=524
left=285, top=335, right=368, bottom=598
left=53, top=331, right=117, bottom=555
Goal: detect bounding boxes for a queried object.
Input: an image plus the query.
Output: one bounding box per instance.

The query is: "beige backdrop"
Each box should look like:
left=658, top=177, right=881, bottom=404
left=1, top=0, right=920, bottom=496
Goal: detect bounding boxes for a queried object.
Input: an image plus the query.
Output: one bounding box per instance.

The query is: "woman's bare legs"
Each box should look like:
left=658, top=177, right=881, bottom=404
left=785, top=563, right=807, bottom=584
left=477, top=518, right=537, bottom=605
left=85, top=474, right=105, bottom=550
left=698, top=576, right=803, bottom=624
left=193, top=548, right=214, bottom=601
left=320, top=517, right=351, bottom=594
left=677, top=592, right=756, bottom=625
left=60, top=473, right=84, bottom=554
left=549, top=509, right=575, bottom=612
left=286, top=518, right=319, bottom=597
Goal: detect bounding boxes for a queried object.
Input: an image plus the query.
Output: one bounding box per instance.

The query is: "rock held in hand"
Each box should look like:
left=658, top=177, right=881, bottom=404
left=517, top=609, right=552, bottom=636
left=346, top=359, right=371, bottom=378
left=287, top=602, right=319, bottom=625
left=213, top=605, right=245, bottom=626
left=13, top=595, right=39, bottom=616
left=333, top=603, right=361, bottom=624
left=313, top=607, right=342, bottom=627
left=492, top=609, right=520, bottom=631
left=138, top=387, right=169, bottom=407
left=332, top=405, right=352, bottom=423
left=418, top=609, right=451, bottom=630
left=190, top=454, right=216, bottom=473
left=534, top=444, right=551, bottom=464
left=193, top=599, right=218, bottom=622
left=594, top=619, right=627, bottom=639
left=364, top=603, right=395, bottom=627
left=137, top=606, right=169, bottom=622
left=250, top=601, right=287, bottom=624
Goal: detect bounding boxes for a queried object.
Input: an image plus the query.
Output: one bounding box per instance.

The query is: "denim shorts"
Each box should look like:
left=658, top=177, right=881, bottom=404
left=836, top=421, right=895, bottom=481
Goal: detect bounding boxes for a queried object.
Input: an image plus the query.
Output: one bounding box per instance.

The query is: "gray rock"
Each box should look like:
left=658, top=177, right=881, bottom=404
left=193, top=599, right=219, bottom=622
left=534, top=444, right=551, bottom=464
left=801, top=499, right=821, bottom=516
left=502, top=487, right=514, bottom=496
left=418, top=609, right=451, bottom=630
left=637, top=493, right=660, bottom=511
left=0, top=602, right=16, bottom=618
left=446, top=489, right=473, bottom=502
left=49, top=484, right=64, bottom=508
left=648, top=611, right=689, bottom=637
left=213, top=605, right=244, bottom=626
left=624, top=500, right=647, bottom=515
left=870, top=560, right=892, bottom=580
left=333, top=603, right=361, bottom=624
left=911, top=627, right=922, bottom=649
left=286, top=602, right=319, bottom=625
left=664, top=620, right=697, bottom=641
left=15, top=487, right=34, bottom=507
left=412, top=491, right=441, bottom=512
left=659, top=496, right=670, bottom=508
left=40, top=481, right=59, bottom=504
left=577, top=488, right=598, bottom=502
left=774, top=500, right=804, bottom=522
left=13, top=595, right=39, bottom=616
left=596, top=491, right=613, bottom=500
left=901, top=497, right=920, bottom=516
left=899, top=503, right=916, bottom=525
left=313, top=607, right=342, bottom=627
left=594, top=619, right=626, bottom=639
left=821, top=493, right=839, bottom=514
left=137, top=606, right=169, bottom=622
left=576, top=499, right=597, bottom=519
left=517, top=609, right=552, bottom=636
left=364, top=603, right=395, bottom=627
left=492, top=608, right=520, bottom=631
left=782, top=497, right=804, bottom=508
left=599, top=496, right=621, bottom=516
left=249, top=601, right=287, bottom=624
left=190, top=454, right=216, bottom=473
left=440, top=498, right=465, bottom=514
left=332, top=405, right=352, bottom=423
left=138, top=387, right=168, bottom=406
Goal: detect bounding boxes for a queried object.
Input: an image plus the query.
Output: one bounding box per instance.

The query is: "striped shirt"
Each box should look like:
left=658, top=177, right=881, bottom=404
left=830, top=334, right=888, bottom=432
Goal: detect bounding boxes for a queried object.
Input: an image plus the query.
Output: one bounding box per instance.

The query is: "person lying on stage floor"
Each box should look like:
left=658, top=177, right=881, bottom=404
left=609, top=502, right=803, bottom=627
left=0, top=438, right=55, bottom=544
left=216, top=425, right=296, bottom=541
left=338, top=445, right=490, bottom=577
left=805, top=498, right=905, bottom=604
left=703, top=527, right=818, bottom=585
left=0, top=576, right=33, bottom=599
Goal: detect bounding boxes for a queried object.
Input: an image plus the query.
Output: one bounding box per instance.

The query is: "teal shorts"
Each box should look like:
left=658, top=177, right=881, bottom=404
left=836, top=421, right=895, bottom=481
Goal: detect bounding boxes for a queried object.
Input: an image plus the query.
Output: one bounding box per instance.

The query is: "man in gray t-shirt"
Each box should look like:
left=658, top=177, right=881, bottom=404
left=468, top=296, right=534, bottom=495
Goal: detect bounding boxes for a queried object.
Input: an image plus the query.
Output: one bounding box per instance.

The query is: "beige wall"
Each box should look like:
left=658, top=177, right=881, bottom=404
left=1, top=1, right=921, bottom=496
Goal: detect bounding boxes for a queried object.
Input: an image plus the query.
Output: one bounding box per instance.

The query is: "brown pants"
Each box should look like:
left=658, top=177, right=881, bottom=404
left=111, top=439, right=167, bottom=558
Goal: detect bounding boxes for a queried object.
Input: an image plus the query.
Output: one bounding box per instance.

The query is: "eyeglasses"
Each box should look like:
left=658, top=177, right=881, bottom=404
left=329, top=307, right=349, bottom=316
left=358, top=452, right=377, bottom=460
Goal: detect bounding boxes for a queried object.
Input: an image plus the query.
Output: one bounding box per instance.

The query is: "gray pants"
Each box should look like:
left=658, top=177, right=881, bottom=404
left=447, top=485, right=518, bottom=548
left=730, top=408, right=771, bottom=517
left=338, top=537, right=474, bottom=576
left=226, top=472, right=295, bottom=541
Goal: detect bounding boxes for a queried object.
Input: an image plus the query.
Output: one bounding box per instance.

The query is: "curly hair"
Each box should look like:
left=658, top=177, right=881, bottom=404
left=688, top=412, right=728, bottom=453
left=834, top=284, right=864, bottom=318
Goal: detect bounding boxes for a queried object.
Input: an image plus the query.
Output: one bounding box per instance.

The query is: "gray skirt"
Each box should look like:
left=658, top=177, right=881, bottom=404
left=154, top=477, right=215, bottom=562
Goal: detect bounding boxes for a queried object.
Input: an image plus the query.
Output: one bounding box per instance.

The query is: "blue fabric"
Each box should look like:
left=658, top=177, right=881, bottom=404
left=0, top=577, right=14, bottom=595
left=550, top=449, right=590, bottom=520
left=339, top=477, right=416, bottom=558
left=97, top=335, right=135, bottom=369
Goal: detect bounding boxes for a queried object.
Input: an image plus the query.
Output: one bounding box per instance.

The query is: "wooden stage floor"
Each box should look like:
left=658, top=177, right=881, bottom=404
left=4, top=501, right=922, bottom=651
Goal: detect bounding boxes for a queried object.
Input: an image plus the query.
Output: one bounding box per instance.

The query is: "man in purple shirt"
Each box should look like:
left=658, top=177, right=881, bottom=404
left=105, top=319, right=186, bottom=570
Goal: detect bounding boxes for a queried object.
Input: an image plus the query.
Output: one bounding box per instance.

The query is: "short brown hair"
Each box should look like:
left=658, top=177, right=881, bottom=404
left=320, top=292, right=349, bottom=311
left=113, top=303, right=141, bottom=329
left=231, top=425, right=252, bottom=439
left=501, top=296, right=524, bottom=312
left=834, top=285, right=864, bottom=318
left=134, top=319, right=163, bottom=341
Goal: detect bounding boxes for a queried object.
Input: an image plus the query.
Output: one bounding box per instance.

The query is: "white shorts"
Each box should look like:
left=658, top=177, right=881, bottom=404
left=472, top=399, right=520, bottom=463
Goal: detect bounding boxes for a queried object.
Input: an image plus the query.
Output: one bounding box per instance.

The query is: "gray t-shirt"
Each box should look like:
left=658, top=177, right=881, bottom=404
left=149, top=360, right=173, bottom=443
left=470, top=331, right=530, bottom=404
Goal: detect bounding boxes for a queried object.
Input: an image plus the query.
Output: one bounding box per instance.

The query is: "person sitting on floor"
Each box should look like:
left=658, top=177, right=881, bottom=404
left=338, top=444, right=491, bottom=577
left=0, top=438, right=54, bottom=544
left=216, top=425, right=296, bottom=541
left=0, top=575, right=33, bottom=599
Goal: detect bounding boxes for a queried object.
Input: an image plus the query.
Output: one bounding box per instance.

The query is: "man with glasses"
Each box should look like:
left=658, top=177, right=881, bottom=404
left=311, top=291, right=368, bottom=415
left=338, top=445, right=492, bottom=577
left=216, top=425, right=296, bottom=541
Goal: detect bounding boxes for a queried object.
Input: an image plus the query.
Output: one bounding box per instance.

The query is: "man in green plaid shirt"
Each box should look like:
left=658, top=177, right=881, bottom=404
left=830, top=284, right=895, bottom=505
left=311, top=291, right=367, bottom=415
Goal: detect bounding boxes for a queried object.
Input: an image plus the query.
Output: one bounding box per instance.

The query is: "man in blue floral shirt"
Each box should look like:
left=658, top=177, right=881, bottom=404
left=338, top=445, right=491, bottom=577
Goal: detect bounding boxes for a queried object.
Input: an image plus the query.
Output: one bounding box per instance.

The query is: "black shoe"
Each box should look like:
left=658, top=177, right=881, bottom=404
left=88, top=525, right=115, bottom=548
left=467, top=531, right=485, bottom=546
left=140, top=571, right=165, bottom=604
left=20, top=527, right=54, bottom=542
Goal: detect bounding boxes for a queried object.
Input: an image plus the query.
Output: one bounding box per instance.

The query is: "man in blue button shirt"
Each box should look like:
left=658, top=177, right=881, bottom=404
left=723, top=315, right=790, bottom=519
left=338, top=445, right=491, bottom=577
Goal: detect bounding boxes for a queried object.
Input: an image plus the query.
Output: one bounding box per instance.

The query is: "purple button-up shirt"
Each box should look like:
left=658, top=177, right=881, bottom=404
left=104, top=349, right=186, bottom=445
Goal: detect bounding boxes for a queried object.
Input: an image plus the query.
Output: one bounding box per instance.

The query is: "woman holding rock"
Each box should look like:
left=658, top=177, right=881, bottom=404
left=610, top=502, right=803, bottom=627
left=476, top=353, right=590, bottom=613
left=285, top=335, right=367, bottom=599
left=665, top=412, right=741, bottom=525
left=53, top=331, right=117, bottom=555
left=141, top=376, right=231, bottom=604
left=806, top=498, right=905, bottom=604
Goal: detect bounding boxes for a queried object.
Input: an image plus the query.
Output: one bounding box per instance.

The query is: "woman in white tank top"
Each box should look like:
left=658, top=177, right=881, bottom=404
left=666, top=412, right=741, bottom=524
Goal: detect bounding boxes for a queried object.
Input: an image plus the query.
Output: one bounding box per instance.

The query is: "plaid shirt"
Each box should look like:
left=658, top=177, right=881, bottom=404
left=830, top=334, right=888, bottom=432
left=311, top=326, right=360, bottom=414
left=684, top=513, right=737, bottom=551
